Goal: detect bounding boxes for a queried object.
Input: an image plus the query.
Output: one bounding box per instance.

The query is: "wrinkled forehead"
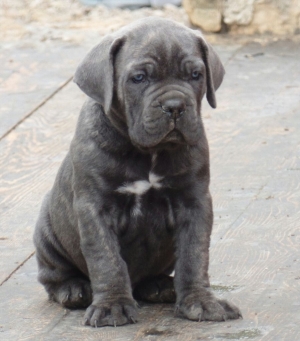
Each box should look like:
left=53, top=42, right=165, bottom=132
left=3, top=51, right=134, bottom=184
left=119, top=26, right=201, bottom=67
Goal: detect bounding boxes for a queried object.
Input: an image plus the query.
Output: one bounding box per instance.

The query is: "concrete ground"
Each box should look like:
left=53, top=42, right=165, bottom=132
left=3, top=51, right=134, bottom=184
left=0, top=4, right=300, bottom=340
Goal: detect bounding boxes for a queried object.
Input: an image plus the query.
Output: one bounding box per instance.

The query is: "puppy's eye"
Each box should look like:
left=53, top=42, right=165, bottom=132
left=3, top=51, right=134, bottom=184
left=132, top=74, right=145, bottom=84
left=191, top=71, right=201, bottom=80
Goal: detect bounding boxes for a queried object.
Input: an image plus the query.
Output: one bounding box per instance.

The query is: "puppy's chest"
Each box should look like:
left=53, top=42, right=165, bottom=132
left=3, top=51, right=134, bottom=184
left=107, top=152, right=191, bottom=232
left=116, top=171, right=170, bottom=219
left=117, top=169, right=162, bottom=195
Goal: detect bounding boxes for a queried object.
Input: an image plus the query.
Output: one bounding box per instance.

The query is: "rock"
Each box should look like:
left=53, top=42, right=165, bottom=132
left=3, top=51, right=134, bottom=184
left=183, top=0, right=222, bottom=32
left=224, top=0, right=300, bottom=35
left=190, top=8, right=221, bottom=32
left=184, top=0, right=300, bottom=35
left=223, top=0, right=254, bottom=26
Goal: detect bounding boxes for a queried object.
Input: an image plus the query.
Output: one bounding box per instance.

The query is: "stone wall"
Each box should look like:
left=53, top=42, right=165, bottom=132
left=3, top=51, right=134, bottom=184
left=183, top=0, right=300, bottom=34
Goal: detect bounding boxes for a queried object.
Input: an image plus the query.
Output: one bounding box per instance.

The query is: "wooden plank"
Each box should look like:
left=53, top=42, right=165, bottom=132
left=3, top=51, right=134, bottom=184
left=0, top=83, right=85, bottom=285
left=0, top=42, right=88, bottom=139
left=207, top=41, right=300, bottom=341
left=209, top=186, right=300, bottom=341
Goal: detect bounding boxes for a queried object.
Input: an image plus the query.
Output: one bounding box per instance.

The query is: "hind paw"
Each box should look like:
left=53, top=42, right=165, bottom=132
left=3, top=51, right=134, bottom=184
left=49, top=278, right=92, bottom=309
left=133, top=274, right=176, bottom=303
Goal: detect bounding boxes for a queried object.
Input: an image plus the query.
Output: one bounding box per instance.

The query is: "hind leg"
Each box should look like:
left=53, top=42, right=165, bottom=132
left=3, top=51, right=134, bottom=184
left=35, top=240, right=93, bottom=309
left=35, top=238, right=93, bottom=309
left=34, top=197, right=92, bottom=309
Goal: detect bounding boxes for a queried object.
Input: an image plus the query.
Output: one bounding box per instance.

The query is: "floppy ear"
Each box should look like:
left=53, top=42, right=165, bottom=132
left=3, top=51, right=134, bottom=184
left=73, top=36, right=125, bottom=114
left=197, top=36, right=225, bottom=109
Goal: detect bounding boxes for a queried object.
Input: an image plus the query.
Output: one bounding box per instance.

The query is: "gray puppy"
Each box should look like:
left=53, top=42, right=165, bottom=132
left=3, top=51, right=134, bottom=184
left=34, top=17, right=242, bottom=327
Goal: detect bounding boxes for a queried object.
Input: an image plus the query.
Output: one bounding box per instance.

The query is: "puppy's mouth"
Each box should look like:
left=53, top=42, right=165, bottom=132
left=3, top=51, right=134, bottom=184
left=158, top=129, right=186, bottom=150
left=133, top=129, right=188, bottom=153
left=162, top=129, right=185, bottom=143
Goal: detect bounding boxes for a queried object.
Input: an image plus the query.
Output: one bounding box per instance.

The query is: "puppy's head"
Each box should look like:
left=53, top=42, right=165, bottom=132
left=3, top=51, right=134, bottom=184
left=74, top=18, right=224, bottom=150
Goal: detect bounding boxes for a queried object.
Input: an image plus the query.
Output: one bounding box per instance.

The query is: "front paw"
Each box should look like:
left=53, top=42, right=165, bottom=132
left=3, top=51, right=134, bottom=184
left=84, top=298, right=138, bottom=328
left=176, top=292, right=242, bottom=322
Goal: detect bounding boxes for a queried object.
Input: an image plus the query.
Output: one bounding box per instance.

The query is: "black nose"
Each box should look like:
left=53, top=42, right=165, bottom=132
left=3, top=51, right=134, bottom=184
left=161, top=98, right=186, bottom=120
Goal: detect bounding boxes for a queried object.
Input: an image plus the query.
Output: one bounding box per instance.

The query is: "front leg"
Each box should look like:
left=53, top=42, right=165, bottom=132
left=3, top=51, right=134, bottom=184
left=174, top=191, right=241, bottom=322
left=75, top=196, right=137, bottom=327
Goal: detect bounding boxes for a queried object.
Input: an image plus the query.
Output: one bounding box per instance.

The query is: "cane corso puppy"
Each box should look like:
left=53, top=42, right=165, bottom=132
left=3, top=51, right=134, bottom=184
left=34, top=17, right=242, bottom=327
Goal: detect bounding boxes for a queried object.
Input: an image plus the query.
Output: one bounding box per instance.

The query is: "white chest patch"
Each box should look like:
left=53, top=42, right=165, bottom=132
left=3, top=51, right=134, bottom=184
left=116, top=172, right=163, bottom=196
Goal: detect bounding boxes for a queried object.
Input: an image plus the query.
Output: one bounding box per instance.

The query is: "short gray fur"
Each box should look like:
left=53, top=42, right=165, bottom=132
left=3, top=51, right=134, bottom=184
left=33, top=17, right=241, bottom=328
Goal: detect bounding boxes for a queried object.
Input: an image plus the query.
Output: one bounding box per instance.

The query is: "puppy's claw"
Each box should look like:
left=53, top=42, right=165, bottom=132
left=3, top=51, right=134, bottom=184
left=79, top=293, right=83, bottom=299
left=130, top=316, right=137, bottom=324
left=62, top=294, right=69, bottom=304
left=94, top=320, right=98, bottom=328
left=175, top=305, right=180, bottom=316
left=198, top=313, right=202, bottom=322
left=114, top=320, right=117, bottom=328
left=84, top=318, right=88, bottom=326
left=223, top=315, right=227, bottom=322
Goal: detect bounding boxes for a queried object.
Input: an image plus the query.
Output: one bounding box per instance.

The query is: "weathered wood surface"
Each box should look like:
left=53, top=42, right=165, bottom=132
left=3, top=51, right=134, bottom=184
left=0, top=81, right=86, bottom=285
left=0, top=38, right=300, bottom=340
left=0, top=42, right=88, bottom=140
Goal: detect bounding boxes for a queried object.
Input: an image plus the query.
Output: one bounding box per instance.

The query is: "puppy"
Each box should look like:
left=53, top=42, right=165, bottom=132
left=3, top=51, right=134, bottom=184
left=34, top=17, right=241, bottom=327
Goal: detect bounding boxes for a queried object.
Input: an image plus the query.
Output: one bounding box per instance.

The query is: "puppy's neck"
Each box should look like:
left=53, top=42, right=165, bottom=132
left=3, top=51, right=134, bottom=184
left=149, top=145, right=197, bottom=178
left=107, top=106, right=130, bottom=141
